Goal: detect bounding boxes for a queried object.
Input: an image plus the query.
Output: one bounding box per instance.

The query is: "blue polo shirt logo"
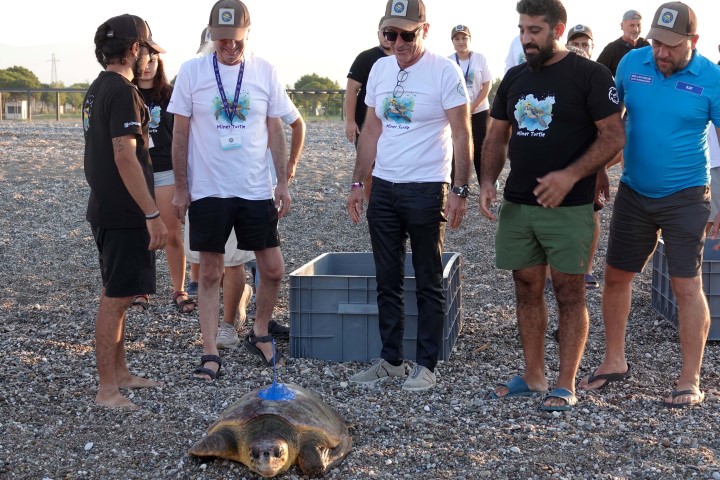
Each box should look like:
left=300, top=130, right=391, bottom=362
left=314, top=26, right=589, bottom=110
left=630, top=73, right=653, bottom=84
left=676, top=81, right=704, bottom=95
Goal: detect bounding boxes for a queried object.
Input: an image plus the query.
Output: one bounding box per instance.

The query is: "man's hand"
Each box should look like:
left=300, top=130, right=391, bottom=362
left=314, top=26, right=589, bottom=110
left=479, top=182, right=498, bottom=220
left=172, top=188, right=191, bottom=221
left=274, top=183, right=292, bottom=218
left=347, top=188, right=365, bottom=224
left=533, top=170, right=577, bottom=208
left=445, top=194, right=467, bottom=230
left=595, top=169, right=610, bottom=208
left=345, top=121, right=360, bottom=144
left=146, top=217, right=168, bottom=250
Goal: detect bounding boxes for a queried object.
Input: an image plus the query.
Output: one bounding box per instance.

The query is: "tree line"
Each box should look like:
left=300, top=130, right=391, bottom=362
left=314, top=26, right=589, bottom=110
left=0, top=66, right=89, bottom=113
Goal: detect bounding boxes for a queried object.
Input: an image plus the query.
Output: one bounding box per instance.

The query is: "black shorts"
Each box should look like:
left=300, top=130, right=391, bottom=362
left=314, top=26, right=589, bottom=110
left=188, top=197, right=280, bottom=253
left=607, top=182, right=710, bottom=277
left=91, top=226, right=156, bottom=297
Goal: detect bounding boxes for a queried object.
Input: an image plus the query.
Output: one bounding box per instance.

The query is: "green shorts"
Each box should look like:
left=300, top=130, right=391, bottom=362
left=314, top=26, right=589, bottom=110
left=495, top=200, right=595, bottom=274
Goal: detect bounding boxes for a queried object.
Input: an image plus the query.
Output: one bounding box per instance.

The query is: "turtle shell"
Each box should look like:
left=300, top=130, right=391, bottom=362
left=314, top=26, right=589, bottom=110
left=208, top=383, right=348, bottom=442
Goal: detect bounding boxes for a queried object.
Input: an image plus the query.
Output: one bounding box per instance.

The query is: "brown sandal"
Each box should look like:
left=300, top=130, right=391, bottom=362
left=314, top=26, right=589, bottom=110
left=131, top=294, right=149, bottom=311
left=173, top=291, right=197, bottom=314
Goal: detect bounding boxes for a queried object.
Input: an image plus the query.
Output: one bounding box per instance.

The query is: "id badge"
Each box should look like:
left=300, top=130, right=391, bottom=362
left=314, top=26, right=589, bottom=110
left=220, top=131, right=242, bottom=150
left=148, top=135, right=155, bottom=149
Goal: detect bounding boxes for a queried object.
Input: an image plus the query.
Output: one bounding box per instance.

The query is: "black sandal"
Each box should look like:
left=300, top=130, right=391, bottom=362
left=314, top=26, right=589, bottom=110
left=192, top=354, right=223, bottom=381
left=173, top=290, right=197, bottom=314
left=131, top=294, right=149, bottom=311
left=243, top=332, right=284, bottom=367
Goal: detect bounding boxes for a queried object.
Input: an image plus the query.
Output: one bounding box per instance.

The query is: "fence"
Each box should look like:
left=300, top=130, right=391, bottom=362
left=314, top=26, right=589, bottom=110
left=0, top=88, right=348, bottom=122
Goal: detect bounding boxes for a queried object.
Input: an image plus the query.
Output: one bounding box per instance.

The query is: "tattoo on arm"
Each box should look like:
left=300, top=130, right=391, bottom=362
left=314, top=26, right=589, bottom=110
left=113, top=137, right=125, bottom=154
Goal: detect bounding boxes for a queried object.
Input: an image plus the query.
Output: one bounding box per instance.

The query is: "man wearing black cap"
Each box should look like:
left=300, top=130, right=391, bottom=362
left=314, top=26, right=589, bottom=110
left=581, top=2, right=720, bottom=409
left=170, top=0, right=295, bottom=379
left=82, top=14, right=167, bottom=408
left=596, top=9, right=650, bottom=76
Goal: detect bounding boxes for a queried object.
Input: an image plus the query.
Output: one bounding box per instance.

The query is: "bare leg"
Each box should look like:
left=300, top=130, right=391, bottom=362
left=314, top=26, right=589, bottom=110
left=666, top=275, right=709, bottom=405
left=114, top=319, right=162, bottom=389
left=545, top=270, right=589, bottom=407
left=494, top=265, right=549, bottom=397
left=194, top=251, right=224, bottom=380
left=579, top=264, right=635, bottom=389
left=95, top=292, right=140, bottom=408
left=252, top=247, right=285, bottom=364
left=222, top=264, right=247, bottom=327
left=156, top=184, right=187, bottom=296
left=587, top=211, right=601, bottom=274
left=190, top=262, right=200, bottom=283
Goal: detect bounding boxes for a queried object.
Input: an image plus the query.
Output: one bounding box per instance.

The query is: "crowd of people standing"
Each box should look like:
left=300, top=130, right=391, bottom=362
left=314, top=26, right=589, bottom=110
left=81, top=0, right=719, bottom=412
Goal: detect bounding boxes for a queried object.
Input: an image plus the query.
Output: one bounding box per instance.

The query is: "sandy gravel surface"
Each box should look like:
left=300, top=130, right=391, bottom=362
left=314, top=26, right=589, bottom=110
left=0, top=120, right=719, bottom=479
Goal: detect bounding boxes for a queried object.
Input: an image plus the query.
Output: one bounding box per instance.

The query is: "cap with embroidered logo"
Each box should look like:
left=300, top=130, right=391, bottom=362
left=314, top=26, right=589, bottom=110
left=197, top=27, right=211, bottom=54
left=451, top=25, right=471, bottom=39
left=622, top=10, right=642, bottom=21
left=567, top=24, right=593, bottom=42
left=209, top=0, right=251, bottom=41
left=381, top=0, right=426, bottom=31
left=647, top=2, right=696, bottom=46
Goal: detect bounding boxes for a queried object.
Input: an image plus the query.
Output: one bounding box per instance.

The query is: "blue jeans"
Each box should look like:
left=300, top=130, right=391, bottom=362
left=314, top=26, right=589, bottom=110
left=367, top=177, right=448, bottom=371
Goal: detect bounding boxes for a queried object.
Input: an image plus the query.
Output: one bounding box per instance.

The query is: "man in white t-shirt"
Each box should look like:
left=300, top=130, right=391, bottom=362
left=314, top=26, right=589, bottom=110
left=346, top=0, right=472, bottom=392
left=169, top=0, right=293, bottom=380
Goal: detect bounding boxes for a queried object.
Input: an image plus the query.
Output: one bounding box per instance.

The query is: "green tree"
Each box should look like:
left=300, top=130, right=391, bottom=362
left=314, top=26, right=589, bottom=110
left=66, top=82, right=90, bottom=110
left=0, top=66, right=42, bottom=101
left=292, top=73, right=342, bottom=117
left=487, top=78, right=502, bottom=107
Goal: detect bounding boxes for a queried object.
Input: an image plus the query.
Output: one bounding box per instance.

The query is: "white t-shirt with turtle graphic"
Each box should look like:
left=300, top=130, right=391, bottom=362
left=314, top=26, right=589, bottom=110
left=447, top=51, right=492, bottom=114
left=169, top=53, right=293, bottom=201
left=365, top=50, right=469, bottom=184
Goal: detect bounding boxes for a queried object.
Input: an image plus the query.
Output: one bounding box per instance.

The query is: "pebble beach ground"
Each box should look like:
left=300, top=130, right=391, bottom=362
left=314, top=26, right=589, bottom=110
left=0, top=120, right=719, bottom=479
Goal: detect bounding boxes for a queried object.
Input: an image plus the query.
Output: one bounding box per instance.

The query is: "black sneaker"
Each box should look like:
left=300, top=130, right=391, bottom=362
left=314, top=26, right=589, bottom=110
left=268, top=320, right=290, bottom=339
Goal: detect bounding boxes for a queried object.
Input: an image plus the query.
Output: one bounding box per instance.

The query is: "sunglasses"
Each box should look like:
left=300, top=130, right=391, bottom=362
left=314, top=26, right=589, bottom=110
left=382, top=25, right=423, bottom=42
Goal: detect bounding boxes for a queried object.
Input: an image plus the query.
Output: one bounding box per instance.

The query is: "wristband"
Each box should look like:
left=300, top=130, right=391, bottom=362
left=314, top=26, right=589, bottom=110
left=351, top=182, right=364, bottom=190
left=145, top=211, right=160, bottom=220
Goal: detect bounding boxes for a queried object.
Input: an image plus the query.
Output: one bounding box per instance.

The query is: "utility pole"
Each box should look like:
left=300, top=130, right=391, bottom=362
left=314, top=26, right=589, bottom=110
left=48, top=53, right=59, bottom=85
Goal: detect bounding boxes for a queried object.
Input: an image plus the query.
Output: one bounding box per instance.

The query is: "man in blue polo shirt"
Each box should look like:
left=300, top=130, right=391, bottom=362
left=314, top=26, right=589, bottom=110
left=580, top=1, right=720, bottom=409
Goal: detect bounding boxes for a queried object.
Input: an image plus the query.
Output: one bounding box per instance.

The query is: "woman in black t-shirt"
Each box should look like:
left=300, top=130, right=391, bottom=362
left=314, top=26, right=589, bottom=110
left=135, top=54, right=195, bottom=314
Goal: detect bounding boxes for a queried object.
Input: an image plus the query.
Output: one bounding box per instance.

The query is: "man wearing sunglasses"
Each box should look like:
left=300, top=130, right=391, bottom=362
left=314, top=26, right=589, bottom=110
left=347, top=0, right=472, bottom=392
left=83, top=14, right=168, bottom=408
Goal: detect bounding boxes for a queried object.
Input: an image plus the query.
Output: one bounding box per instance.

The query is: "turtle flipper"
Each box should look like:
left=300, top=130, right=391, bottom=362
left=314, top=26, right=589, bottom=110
left=297, top=436, right=352, bottom=477
left=189, top=428, right=238, bottom=459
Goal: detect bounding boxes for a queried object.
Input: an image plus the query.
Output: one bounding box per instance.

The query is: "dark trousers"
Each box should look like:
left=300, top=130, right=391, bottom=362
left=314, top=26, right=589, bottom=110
left=367, top=177, right=448, bottom=371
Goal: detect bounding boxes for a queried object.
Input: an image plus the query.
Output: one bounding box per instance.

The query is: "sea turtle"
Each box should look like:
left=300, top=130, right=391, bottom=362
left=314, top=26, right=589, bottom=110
left=189, top=382, right=352, bottom=478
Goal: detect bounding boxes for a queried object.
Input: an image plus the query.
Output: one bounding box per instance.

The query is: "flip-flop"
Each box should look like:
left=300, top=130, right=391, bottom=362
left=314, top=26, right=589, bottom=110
left=490, top=375, right=547, bottom=399
left=585, top=364, right=632, bottom=390
left=662, top=388, right=705, bottom=409
left=540, top=387, right=577, bottom=412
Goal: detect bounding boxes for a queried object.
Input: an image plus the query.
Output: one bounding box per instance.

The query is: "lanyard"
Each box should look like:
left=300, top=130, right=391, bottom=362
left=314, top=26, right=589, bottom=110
left=455, top=52, right=472, bottom=83
left=212, top=52, right=245, bottom=125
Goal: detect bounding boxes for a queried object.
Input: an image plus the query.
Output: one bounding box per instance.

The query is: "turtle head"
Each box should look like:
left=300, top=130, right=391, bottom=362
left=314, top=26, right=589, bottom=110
left=248, top=437, right=289, bottom=478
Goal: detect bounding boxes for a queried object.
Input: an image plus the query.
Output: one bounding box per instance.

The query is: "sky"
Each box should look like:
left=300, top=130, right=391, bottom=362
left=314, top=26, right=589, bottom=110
left=1, top=0, right=719, bottom=88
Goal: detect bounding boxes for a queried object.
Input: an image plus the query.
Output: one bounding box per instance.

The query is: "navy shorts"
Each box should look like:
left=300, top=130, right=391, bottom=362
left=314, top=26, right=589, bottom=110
left=607, top=182, right=710, bottom=277
left=188, top=197, right=280, bottom=253
left=91, top=226, right=156, bottom=297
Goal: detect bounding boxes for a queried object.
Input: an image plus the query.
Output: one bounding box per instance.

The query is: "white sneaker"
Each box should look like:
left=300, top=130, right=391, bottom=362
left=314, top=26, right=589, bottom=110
left=402, top=364, right=436, bottom=391
left=349, top=358, right=407, bottom=385
left=216, top=323, right=239, bottom=349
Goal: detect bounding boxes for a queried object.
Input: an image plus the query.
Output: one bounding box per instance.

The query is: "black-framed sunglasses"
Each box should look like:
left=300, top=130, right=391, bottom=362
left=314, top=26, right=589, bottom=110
left=393, top=69, right=408, bottom=98
left=383, top=25, right=423, bottom=42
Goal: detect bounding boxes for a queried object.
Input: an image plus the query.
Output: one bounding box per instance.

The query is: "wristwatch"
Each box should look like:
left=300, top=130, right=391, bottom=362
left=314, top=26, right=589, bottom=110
left=451, top=184, right=470, bottom=198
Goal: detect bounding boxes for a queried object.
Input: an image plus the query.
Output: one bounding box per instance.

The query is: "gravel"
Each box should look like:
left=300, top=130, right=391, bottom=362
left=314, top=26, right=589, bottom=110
left=1, top=120, right=719, bottom=479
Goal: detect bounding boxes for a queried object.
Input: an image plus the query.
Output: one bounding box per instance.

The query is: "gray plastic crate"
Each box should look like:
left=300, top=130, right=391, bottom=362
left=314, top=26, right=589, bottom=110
left=651, top=238, right=720, bottom=340
left=288, top=252, right=462, bottom=362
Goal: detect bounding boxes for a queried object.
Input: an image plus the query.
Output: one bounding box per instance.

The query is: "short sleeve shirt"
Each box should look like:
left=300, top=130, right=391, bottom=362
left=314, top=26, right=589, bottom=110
left=139, top=87, right=174, bottom=173
left=83, top=71, right=151, bottom=228
left=347, top=46, right=388, bottom=127
left=491, top=53, right=620, bottom=206
left=447, top=51, right=493, bottom=113
left=616, top=47, right=720, bottom=197
left=366, top=51, right=469, bottom=183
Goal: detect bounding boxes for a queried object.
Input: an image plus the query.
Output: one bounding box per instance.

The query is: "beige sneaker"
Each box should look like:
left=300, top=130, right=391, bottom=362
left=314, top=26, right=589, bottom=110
left=349, top=358, right=407, bottom=385
left=216, top=323, right=239, bottom=349
left=402, top=364, right=436, bottom=391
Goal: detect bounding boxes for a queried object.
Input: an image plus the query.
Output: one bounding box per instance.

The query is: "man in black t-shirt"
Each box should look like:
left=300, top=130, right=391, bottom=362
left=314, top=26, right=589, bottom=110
left=596, top=9, right=650, bottom=76
left=344, top=18, right=393, bottom=200
left=479, top=0, right=625, bottom=411
left=82, top=14, right=167, bottom=409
